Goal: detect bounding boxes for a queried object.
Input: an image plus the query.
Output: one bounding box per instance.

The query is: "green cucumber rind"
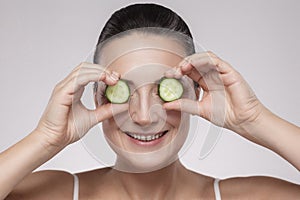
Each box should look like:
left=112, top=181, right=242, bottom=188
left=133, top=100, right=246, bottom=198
left=158, top=78, right=184, bottom=102
left=105, top=80, right=130, bottom=104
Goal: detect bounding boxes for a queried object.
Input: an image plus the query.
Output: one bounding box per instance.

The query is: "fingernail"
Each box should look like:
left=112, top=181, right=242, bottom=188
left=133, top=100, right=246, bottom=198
left=175, top=67, right=181, bottom=74
left=111, top=72, right=119, bottom=81
left=174, top=67, right=183, bottom=79
left=162, top=102, right=171, bottom=109
left=180, top=59, right=189, bottom=67
left=112, top=71, right=120, bottom=77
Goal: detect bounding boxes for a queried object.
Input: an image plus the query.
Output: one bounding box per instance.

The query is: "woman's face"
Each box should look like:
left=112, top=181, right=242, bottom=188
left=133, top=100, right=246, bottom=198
left=95, top=33, right=195, bottom=172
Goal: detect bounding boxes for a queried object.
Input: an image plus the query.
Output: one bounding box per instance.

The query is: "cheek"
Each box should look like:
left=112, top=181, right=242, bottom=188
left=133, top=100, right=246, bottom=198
left=102, top=119, right=117, bottom=140
left=166, top=110, right=182, bottom=127
left=102, top=109, right=185, bottom=132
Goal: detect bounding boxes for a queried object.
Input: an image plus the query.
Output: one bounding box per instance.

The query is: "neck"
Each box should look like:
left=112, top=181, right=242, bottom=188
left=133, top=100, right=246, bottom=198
left=111, top=160, right=187, bottom=199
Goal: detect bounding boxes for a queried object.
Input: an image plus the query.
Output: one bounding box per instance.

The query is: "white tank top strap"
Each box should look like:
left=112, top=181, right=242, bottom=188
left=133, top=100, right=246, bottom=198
left=214, top=178, right=222, bottom=200
left=72, top=174, right=79, bottom=200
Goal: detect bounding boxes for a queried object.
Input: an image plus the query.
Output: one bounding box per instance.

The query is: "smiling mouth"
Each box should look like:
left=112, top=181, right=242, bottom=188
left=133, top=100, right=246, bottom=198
left=124, top=130, right=168, bottom=142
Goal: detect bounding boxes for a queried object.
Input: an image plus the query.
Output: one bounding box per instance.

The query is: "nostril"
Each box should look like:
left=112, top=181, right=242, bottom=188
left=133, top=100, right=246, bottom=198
left=134, top=104, right=165, bottom=126
left=128, top=86, right=164, bottom=126
left=137, top=117, right=152, bottom=126
left=133, top=108, right=152, bottom=126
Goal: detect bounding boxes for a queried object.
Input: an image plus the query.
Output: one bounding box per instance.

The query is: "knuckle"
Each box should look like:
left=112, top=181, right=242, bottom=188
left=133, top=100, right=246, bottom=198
left=73, top=62, right=87, bottom=72
left=207, top=51, right=220, bottom=62
left=218, top=59, right=228, bottom=69
left=226, top=70, right=242, bottom=85
left=53, top=81, right=63, bottom=92
left=70, top=76, right=78, bottom=85
left=206, top=51, right=215, bottom=56
left=72, top=63, right=83, bottom=72
left=210, top=57, right=220, bottom=66
left=79, top=62, right=87, bottom=68
left=70, top=69, right=80, bottom=79
left=183, top=55, right=194, bottom=63
left=232, top=70, right=242, bottom=81
left=206, top=52, right=221, bottom=66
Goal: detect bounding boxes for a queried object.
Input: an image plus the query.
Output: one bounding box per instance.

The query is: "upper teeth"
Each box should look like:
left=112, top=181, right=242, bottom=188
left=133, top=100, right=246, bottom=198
left=125, top=132, right=165, bottom=141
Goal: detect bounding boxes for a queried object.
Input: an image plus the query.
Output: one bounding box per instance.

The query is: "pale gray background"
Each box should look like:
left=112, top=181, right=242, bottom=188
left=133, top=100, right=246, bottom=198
left=1, top=0, right=300, bottom=183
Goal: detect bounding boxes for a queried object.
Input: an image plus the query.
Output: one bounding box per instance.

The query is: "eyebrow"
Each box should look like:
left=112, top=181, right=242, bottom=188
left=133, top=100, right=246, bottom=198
left=121, top=78, right=162, bottom=85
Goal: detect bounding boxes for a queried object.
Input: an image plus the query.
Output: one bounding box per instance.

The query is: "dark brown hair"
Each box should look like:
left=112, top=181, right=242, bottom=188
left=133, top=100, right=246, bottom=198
left=93, top=3, right=195, bottom=63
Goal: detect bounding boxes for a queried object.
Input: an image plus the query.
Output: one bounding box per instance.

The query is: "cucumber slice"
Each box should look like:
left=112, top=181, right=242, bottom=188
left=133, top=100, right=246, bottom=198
left=105, top=80, right=130, bottom=104
left=158, top=78, right=183, bottom=102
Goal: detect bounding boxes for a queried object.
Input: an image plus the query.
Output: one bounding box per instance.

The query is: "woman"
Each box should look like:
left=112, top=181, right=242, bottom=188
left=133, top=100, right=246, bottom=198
left=1, top=3, right=300, bottom=199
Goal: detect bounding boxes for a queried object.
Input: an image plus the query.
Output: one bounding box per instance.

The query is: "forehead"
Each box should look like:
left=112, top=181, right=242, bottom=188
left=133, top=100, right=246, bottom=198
left=99, top=33, right=186, bottom=75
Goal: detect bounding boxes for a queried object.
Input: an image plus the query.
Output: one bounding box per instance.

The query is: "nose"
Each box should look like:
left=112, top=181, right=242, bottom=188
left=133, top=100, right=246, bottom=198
left=129, top=85, right=159, bottom=126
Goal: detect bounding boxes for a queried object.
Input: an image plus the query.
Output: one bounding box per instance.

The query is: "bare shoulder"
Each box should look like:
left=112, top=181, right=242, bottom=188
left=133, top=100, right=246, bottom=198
left=74, top=167, right=114, bottom=198
left=220, top=176, right=300, bottom=199
left=6, top=170, right=74, bottom=200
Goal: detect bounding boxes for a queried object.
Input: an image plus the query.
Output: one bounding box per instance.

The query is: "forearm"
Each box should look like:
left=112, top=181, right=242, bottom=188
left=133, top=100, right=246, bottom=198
left=242, top=107, right=300, bottom=171
left=0, top=130, right=64, bottom=199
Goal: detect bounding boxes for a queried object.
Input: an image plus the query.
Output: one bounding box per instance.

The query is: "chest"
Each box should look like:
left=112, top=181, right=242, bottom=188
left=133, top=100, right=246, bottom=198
left=77, top=184, right=216, bottom=200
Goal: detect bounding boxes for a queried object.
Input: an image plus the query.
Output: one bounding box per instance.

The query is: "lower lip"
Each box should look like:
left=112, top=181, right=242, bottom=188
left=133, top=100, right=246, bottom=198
left=124, top=131, right=168, bottom=146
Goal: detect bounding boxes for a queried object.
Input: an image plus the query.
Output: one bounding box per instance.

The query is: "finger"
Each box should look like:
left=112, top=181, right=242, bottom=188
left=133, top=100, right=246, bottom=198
left=66, top=62, right=105, bottom=84
left=61, top=69, right=120, bottom=95
left=200, top=70, right=225, bottom=91
left=63, top=72, right=107, bottom=95
left=89, top=103, right=129, bottom=126
left=180, top=52, right=218, bottom=73
left=174, top=62, right=209, bottom=92
left=103, top=70, right=120, bottom=86
left=164, top=52, right=220, bottom=85
left=60, top=62, right=119, bottom=87
left=190, top=56, right=239, bottom=89
left=163, top=98, right=202, bottom=117
left=75, top=62, right=121, bottom=77
left=179, top=53, right=234, bottom=91
left=71, top=62, right=107, bottom=72
left=164, top=66, right=183, bottom=79
left=167, top=54, right=212, bottom=90
left=181, top=52, right=234, bottom=75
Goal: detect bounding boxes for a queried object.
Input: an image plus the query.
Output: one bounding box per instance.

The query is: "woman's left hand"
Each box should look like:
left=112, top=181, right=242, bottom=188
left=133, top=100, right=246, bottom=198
left=163, top=51, right=265, bottom=138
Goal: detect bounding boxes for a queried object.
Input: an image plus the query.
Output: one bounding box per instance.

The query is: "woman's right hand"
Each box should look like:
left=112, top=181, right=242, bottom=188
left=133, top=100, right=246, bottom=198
left=35, top=62, right=128, bottom=148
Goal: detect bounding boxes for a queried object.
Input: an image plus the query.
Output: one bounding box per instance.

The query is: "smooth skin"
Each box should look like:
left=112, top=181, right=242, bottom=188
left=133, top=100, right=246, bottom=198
left=1, top=41, right=300, bottom=199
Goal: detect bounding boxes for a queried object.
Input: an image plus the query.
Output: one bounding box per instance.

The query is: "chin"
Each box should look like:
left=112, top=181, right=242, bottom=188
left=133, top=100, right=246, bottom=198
left=113, top=143, right=180, bottom=173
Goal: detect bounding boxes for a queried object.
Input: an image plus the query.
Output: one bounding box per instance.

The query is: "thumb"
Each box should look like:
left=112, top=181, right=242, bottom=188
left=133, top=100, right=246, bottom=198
left=163, top=98, right=203, bottom=117
left=89, top=103, right=129, bottom=126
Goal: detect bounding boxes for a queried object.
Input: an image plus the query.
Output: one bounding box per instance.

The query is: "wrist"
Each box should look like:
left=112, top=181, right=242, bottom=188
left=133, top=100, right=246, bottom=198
left=31, top=128, right=68, bottom=155
left=239, top=105, right=273, bottom=138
